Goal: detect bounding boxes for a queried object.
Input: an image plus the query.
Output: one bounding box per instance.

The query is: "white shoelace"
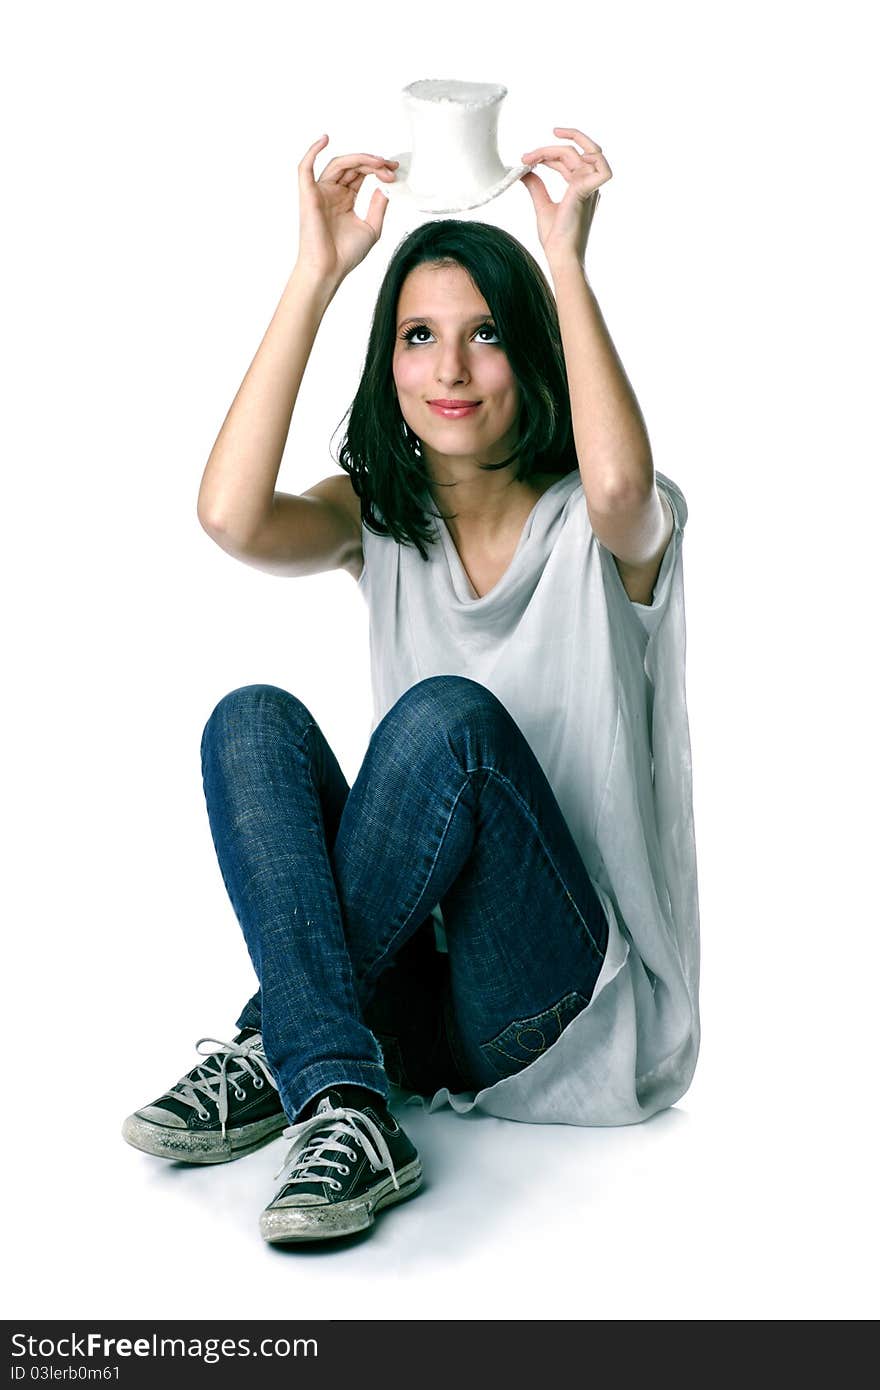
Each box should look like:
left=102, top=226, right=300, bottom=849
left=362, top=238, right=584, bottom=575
left=169, top=1035, right=278, bottom=1139
left=273, top=1098, right=400, bottom=1196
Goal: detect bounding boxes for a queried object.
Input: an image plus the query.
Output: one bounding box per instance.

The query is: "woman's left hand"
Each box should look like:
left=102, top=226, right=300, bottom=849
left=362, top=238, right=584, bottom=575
left=520, top=128, right=612, bottom=270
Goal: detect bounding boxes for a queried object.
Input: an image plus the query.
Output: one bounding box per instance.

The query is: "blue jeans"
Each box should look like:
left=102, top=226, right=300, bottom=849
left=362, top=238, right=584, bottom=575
left=200, top=676, right=609, bottom=1122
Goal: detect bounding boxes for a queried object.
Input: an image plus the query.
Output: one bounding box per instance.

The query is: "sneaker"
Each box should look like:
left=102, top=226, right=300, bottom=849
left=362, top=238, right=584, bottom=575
left=122, top=1029, right=287, bottom=1163
left=259, top=1087, right=423, bottom=1243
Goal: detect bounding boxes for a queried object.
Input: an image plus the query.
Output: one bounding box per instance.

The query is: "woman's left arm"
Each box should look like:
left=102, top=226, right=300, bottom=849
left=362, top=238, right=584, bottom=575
left=521, top=129, right=673, bottom=597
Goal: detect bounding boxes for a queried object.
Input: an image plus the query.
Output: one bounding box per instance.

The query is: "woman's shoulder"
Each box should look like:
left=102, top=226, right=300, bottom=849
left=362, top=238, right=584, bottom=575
left=308, top=471, right=361, bottom=530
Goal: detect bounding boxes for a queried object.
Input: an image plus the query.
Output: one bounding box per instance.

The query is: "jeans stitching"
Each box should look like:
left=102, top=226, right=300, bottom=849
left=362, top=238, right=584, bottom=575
left=464, top=764, right=608, bottom=964
left=480, top=991, right=590, bottom=1078
left=202, top=697, right=371, bottom=1059
left=357, top=778, right=473, bottom=980
left=297, top=717, right=364, bottom=1023
left=360, top=755, right=606, bottom=977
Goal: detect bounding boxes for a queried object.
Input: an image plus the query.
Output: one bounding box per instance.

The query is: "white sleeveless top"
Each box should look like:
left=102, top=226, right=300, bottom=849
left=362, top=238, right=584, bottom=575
left=357, top=470, right=700, bottom=1125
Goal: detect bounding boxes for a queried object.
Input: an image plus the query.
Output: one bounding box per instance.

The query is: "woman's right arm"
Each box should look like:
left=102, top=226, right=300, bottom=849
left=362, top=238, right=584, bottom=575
left=196, top=136, right=397, bottom=577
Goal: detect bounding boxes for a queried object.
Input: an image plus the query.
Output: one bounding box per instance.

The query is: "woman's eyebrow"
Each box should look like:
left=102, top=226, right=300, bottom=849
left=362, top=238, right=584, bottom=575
left=396, top=313, right=494, bottom=328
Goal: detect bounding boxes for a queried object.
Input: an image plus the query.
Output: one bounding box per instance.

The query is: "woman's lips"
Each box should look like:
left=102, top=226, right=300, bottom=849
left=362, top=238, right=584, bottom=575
left=427, top=401, right=482, bottom=419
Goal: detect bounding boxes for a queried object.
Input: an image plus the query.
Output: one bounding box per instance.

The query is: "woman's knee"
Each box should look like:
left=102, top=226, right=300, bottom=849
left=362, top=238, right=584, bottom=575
left=200, top=684, right=312, bottom=758
left=379, top=676, right=513, bottom=753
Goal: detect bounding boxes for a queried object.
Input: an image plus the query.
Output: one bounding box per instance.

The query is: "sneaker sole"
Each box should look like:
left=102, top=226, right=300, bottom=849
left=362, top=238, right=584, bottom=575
left=259, top=1158, right=423, bottom=1243
left=121, top=1111, right=288, bottom=1164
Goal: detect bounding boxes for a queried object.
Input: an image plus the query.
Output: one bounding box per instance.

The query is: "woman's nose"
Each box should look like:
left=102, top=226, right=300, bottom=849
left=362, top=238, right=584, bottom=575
left=435, top=343, right=469, bottom=385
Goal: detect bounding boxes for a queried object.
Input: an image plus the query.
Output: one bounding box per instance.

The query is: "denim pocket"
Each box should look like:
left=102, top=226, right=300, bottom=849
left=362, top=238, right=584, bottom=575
left=479, top=990, right=591, bottom=1081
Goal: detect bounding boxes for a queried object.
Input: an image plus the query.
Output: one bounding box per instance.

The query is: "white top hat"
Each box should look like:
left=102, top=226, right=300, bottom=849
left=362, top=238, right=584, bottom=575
left=383, top=79, right=530, bottom=214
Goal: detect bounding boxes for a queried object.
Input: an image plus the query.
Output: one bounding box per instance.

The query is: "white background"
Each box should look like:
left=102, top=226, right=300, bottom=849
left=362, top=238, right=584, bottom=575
left=4, top=0, right=877, bottom=1320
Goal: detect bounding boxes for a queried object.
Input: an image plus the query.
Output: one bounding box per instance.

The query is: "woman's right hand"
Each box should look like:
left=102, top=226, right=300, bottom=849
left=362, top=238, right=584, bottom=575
left=295, top=135, right=398, bottom=285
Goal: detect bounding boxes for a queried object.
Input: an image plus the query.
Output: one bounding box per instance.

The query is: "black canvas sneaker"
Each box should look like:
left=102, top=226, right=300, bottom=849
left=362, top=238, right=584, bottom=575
left=122, top=1029, right=287, bottom=1163
left=260, top=1087, right=423, bottom=1243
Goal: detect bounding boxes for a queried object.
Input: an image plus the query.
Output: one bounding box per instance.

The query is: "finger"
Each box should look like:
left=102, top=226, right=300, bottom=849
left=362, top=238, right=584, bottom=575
left=320, top=153, right=399, bottom=181
left=298, top=134, right=330, bottom=183
left=525, top=153, right=586, bottom=178
left=552, top=127, right=603, bottom=154
left=363, top=186, right=389, bottom=239
left=522, top=146, right=590, bottom=175
left=546, top=153, right=607, bottom=184
left=520, top=169, right=556, bottom=210
left=522, top=144, right=579, bottom=161
left=341, top=164, right=397, bottom=189
left=325, top=152, right=397, bottom=169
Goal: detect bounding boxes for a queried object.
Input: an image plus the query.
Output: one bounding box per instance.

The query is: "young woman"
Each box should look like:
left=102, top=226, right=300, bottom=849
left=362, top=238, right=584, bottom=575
left=123, top=129, right=700, bottom=1245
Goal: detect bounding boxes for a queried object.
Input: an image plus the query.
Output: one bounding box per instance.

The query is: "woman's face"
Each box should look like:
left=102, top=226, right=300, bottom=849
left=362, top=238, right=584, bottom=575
left=391, top=261, right=521, bottom=471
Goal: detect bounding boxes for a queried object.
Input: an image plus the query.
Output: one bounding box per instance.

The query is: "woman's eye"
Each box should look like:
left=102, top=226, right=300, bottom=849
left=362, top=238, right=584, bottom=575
left=400, top=324, right=500, bottom=345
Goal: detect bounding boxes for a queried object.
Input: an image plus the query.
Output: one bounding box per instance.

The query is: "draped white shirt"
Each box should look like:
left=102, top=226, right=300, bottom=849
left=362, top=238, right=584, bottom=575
left=357, top=469, right=700, bottom=1125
